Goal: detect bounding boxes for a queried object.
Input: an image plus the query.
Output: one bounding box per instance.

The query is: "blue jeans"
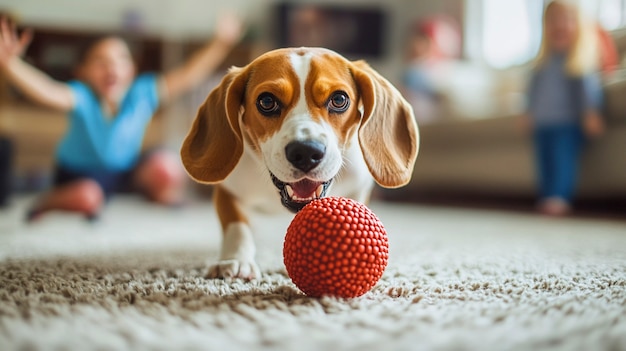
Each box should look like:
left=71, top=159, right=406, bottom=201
left=533, top=124, right=584, bottom=202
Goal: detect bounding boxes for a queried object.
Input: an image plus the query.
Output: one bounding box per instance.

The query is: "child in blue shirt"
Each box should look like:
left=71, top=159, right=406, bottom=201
left=0, top=14, right=243, bottom=221
left=522, top=1, right=605, bottom=216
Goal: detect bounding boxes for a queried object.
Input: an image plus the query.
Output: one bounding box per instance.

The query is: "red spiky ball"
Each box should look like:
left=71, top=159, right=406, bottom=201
left=283, top=196, right=388, bottom=298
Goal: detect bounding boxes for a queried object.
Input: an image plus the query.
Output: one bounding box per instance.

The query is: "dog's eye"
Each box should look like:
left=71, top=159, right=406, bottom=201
left=327, top=91, right=350, bottom=113
left=256, top=93, right=281, bottom=116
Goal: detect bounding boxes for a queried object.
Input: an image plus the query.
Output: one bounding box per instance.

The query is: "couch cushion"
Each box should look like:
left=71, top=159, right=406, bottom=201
left=611, top=28, right=626, bottom=62
left=603, top=76, right=626, bottom=125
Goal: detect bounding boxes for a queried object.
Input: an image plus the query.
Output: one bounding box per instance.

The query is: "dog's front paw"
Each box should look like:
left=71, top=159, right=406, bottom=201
left=207, top=259, right=261, bottom=280
left=208, top=223, right=259, bottom=280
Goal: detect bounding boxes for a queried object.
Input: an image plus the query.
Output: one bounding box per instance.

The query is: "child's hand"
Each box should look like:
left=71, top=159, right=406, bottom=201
left=583, top=111, right=605, bottom=138
left=0, top=16, right=33, bottom=68
left=214, top=12, right=243, bottom=46
left=516, top=113, right=533, bottom=135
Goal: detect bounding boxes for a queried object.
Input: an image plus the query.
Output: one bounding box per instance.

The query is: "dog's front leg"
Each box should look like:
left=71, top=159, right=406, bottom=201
left=207, top=186, right=260, bottom=280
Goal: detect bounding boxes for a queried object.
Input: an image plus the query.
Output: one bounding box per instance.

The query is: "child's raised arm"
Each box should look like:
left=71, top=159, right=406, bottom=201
left=0, top=17, right=74, bottom=112
left=159, top=13, right=244, bottom=104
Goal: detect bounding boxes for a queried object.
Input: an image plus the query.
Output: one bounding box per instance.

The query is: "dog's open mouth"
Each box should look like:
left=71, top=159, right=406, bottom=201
left=271, top=173, right=332, bottom=213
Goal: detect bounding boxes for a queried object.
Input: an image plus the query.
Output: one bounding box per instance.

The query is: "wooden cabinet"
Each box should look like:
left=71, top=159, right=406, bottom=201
left=25, top=27, right=165, bottom=81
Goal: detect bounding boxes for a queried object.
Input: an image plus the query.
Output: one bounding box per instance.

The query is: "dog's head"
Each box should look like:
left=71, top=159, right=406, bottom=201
left=180, top=47, right=419, bottom=212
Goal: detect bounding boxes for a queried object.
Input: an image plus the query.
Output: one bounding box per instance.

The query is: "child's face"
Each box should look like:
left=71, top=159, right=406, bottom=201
left=408, top=34, right=432, bottom=60
left=544, top=3, right=578, bottom=53
left=77, top=38, right=135, bottom=101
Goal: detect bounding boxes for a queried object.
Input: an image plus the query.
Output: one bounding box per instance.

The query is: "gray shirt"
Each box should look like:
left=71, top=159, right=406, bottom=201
left=527, top=54, right=602, bottom=127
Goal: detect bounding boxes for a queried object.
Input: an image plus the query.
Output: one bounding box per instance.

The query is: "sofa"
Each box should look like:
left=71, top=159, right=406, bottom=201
left=389, top=29, right=626, bottom=203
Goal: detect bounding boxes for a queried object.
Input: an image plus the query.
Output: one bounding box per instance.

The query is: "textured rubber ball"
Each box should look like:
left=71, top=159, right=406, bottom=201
left=283, top=197, right=389, bottom=298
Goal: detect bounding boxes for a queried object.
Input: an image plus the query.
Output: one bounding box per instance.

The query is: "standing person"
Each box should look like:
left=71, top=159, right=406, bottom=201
left=522, top=1, right=605, bottom=216
left=0, top=14, right=243, bottom=221
left=401, top=16, right=461, bottom=123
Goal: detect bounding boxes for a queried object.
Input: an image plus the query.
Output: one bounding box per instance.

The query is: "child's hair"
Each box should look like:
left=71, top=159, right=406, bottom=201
left=76, top=34, right=137, bottom=65
left=534, top=0, right=599, bottom=77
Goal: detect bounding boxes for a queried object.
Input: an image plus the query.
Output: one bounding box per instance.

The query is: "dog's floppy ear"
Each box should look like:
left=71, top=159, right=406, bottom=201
left=350, top=60, right=419, bottom=188
left=180, top=67, right=248, bottom=183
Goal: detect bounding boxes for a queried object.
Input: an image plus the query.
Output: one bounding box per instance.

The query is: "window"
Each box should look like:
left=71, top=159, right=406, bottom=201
left=465, top=0, right=543, bottom=68
left=581, top=0, right=626, bottom=30
left=465, top=0, right=626, bottom=69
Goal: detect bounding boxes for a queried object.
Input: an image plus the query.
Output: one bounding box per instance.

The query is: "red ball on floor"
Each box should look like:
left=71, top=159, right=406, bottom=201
left=283, top=197, right=388, bottom=298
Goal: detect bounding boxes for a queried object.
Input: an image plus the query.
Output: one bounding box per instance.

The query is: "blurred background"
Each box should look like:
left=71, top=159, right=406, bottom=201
left=1, top=0, right=625, bottom=215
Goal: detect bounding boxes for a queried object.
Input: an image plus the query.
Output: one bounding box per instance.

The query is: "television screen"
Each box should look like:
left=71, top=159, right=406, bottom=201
left=275, top=3, right=386, bottom=58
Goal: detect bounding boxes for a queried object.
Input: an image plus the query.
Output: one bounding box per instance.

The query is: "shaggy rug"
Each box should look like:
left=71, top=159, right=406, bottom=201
left=0, top=196, right=625, bottom=351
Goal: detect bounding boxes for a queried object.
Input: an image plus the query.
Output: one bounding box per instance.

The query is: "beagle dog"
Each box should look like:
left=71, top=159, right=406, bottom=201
left=180, top=47, right=419, bottom=280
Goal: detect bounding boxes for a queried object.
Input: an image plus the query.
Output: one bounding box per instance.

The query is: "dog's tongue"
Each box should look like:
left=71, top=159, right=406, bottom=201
left=292, top=179, right=320, bottom=198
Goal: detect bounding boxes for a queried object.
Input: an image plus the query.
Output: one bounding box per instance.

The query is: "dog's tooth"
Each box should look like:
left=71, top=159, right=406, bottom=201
left=315, top=185, right=323, bottom=198
left=286, top=185, right=294, bottom=198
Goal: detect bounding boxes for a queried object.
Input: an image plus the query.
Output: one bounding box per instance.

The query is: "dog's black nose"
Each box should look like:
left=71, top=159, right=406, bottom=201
left=285, top=140, right=326, bottom=173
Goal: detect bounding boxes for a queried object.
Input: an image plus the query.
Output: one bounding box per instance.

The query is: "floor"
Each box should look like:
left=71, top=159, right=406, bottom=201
left=1, top=193, right=625, bottom=351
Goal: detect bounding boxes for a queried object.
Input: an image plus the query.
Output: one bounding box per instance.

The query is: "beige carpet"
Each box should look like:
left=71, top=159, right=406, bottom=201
left=0, top=195, right=625, bottom=351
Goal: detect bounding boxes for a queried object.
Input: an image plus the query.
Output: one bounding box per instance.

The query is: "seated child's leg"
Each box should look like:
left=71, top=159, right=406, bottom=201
left=133, top=150, right=185, bottom=205
left=28, top=179, right=105, bottom=221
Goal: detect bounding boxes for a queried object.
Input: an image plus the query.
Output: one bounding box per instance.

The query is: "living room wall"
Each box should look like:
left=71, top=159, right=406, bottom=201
left=0, top=0, right=463, bottom=82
